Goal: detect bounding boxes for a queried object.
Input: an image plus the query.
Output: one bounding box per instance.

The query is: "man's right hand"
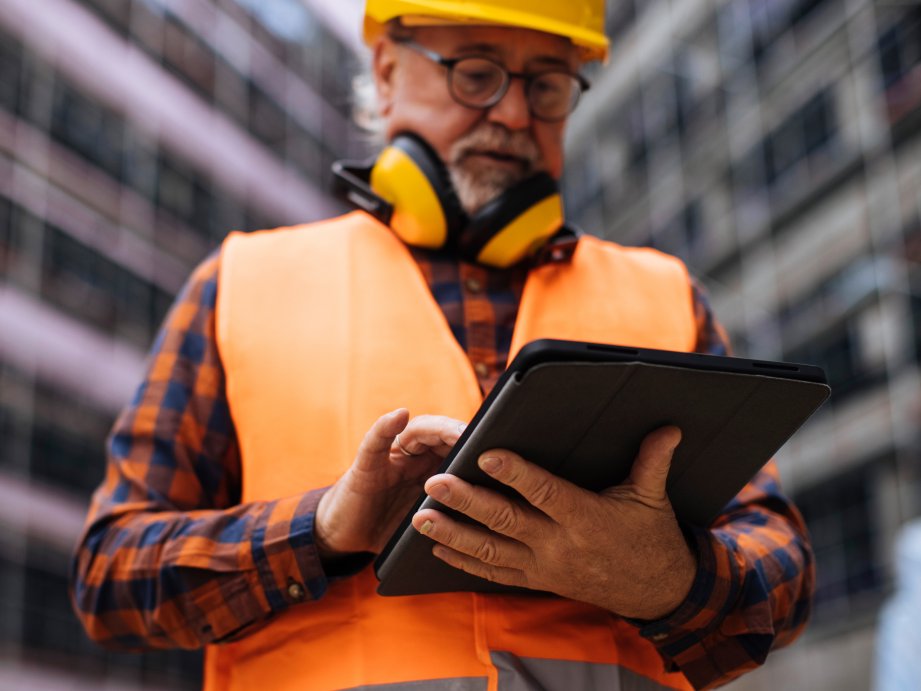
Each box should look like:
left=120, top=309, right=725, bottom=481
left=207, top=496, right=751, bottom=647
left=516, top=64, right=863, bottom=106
left=314, top=409, right=465, bottom=559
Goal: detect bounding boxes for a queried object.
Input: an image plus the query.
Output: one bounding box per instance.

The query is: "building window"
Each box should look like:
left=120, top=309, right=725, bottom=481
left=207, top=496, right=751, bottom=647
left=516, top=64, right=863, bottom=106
left=80, top=0, right=132, bottom=38
left=249, top=82, right=289, bottom=158
left=877, top=7, right=921, bottom=89
left=785, top=319, right=885, bottom=406
left=646, top=201, right=704, bottom=263
left=0, top=193, right=11, bottom=272
left=763, top=90, right=836, bottom=187
left=29, top=383, right=113, bottom=496
left=626, top=100, right=648, bottom=177
left=3, top=196, right=40, bottom=276
left=214, top=55, right=251, bottom=129
left=41, top=222, right=174, bottom=345
left=905, top=225, right=921, bottom=363
left=796, top=463, right=887, bottom=624
left=0, top=28, right=24, bottom=117
left=732, top=88, right=839, bottom=216
left=122, top=135, right=159, bottom=203
left=877, top=7, right=921, bottom=126
left=161, top=15, right=217, bottom=101
left=0, top=366, right=32, bottom=479
left=156, top=153, right=217, bottom=240
left=749, top=0, right=831, bottom=65
left=50, top=80, right=125, bottom=181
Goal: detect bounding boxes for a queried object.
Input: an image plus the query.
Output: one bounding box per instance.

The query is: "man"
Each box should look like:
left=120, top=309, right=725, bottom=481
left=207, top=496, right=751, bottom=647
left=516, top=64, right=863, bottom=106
left=70, top=2, right=815, bottom=689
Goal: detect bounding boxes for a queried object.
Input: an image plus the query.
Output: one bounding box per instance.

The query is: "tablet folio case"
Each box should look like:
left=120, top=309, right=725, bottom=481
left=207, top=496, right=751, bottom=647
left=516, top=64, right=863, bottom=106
left=375, top=359, right=829, bottom=597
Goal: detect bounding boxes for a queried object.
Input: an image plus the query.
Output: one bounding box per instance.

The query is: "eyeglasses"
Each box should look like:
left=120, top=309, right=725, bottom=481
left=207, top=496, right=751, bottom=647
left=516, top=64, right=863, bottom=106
left=395, top=38, right=590, bottom=123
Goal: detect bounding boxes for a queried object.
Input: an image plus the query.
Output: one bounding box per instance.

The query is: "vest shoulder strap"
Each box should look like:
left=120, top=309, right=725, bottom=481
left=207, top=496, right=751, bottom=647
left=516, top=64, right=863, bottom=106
left=512, top=234, right=698, bottom=358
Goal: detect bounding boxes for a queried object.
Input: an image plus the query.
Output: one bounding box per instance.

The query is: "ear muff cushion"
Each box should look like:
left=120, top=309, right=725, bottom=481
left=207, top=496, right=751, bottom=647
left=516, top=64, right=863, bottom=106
left=369, top=134, right=463, bottom=249
left=461, top=173, right=563, bottom=268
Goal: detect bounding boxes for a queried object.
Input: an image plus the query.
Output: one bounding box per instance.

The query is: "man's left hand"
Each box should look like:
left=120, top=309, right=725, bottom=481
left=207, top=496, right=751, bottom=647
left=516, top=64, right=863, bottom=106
left=410, top=426, right=697, bottom=620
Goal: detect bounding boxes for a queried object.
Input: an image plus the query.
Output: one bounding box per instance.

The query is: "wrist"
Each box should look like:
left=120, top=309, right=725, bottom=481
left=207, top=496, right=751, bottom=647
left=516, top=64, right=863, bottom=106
left=617, top=526, right=699, bottom=621
left=644, top=544, right=698, bottom=620
left=314, top=488, right=345, bottom=560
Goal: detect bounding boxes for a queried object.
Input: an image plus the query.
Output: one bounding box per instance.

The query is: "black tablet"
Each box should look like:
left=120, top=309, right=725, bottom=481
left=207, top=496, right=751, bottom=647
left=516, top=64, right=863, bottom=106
left=374, top=339, right=829, bottom=597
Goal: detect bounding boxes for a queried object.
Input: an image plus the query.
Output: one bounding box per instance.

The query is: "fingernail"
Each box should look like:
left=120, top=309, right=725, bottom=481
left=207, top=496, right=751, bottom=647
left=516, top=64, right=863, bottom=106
left=419, top=520, right=434, bottom=535
left=479, top=456, right=502, bottom=473
left=457, top=423, right=467, bottom=434
left=428, top=483, right=448, bottom=500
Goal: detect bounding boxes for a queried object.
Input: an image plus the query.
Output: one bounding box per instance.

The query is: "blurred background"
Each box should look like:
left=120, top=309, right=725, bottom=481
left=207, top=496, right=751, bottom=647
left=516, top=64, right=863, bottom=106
left=0, top=0, right=918, bottom=688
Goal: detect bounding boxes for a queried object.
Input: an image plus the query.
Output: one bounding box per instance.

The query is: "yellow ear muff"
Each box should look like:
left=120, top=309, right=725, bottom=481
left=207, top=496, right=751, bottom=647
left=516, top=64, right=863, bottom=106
left=458, top=172, right=563, bottom=268
left=476, top=193, right=563, bottom=268
left=359, top=134, right=566, bottom=266
left=369, top=144, right=449, bottom=249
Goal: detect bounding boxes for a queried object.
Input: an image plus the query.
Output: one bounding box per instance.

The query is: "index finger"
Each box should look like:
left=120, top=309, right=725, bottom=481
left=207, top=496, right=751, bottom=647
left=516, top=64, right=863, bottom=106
left=395, top=415, right=467, bottom=456
left=476, top=450, right=584, bottom=522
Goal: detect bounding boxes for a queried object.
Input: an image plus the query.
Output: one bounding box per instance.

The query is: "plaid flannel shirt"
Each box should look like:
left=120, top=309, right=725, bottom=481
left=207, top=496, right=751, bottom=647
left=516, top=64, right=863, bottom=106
left=70, top=238, right=814, bottom=689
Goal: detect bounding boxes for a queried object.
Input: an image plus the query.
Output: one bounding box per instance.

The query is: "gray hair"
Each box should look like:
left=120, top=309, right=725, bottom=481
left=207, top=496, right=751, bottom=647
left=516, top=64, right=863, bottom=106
left=352, top=61, right=386, bottom=146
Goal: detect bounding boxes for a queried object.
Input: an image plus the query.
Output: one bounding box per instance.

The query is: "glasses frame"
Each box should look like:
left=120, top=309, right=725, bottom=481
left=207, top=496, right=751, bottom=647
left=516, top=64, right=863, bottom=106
left=394, top=38, right=591, bottom=123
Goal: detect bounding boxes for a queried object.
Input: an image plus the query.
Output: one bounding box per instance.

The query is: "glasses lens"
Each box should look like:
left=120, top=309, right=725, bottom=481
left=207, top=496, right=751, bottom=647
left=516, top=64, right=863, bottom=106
left=528, top=72, right=582, bottom=121
left=450, top=58, right=507, bottom=107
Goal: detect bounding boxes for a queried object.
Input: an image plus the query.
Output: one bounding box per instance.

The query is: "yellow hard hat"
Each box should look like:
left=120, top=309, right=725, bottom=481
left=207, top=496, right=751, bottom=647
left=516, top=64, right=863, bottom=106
left=363, top=0, right=609, bottom=62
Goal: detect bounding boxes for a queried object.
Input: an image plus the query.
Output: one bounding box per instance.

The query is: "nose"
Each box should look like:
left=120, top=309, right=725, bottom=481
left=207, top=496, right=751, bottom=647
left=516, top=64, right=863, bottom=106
left=486, top=77, right=531, bottom=130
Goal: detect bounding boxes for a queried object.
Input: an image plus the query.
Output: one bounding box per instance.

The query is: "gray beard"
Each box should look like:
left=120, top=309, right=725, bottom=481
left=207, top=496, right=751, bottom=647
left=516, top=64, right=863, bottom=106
left=448, top=163, right=530, bottom=215
left=446, top=123, right=541, bottom=215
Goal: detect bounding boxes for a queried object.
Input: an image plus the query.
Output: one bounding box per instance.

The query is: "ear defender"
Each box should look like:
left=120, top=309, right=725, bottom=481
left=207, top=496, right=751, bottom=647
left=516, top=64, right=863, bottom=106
left=369, top=134, right=463, bottom=249
left=332, top=132, right=566, bottom=267
left=463, top=172, right=563, bottom=268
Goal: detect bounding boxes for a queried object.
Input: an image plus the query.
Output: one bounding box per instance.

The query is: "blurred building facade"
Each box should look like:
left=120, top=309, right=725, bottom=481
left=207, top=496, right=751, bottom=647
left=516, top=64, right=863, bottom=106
left=2, top=0, right=919, bottom=689
left=0, top=0, right=363, bottom=687
left=565, top=1, right=921, bottom=688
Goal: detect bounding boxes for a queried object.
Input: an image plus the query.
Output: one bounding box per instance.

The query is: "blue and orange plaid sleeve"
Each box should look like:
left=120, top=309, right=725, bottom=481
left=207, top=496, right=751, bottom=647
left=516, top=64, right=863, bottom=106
left=70, top=251, right=332, bottom=650
left=635, top=280, right=815, bottom=689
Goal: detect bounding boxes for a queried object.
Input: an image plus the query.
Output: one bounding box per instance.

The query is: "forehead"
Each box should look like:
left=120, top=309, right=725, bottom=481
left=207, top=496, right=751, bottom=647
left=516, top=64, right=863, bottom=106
left=408, top=24, right=581, bottom=68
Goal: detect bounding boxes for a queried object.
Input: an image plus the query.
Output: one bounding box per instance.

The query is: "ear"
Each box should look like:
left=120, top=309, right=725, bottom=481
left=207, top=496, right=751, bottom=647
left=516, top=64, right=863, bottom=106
left=372, top=38, right=398, bottom=117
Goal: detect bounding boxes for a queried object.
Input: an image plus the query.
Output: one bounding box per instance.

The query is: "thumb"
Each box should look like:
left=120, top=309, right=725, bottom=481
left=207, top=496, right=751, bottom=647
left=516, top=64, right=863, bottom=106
left=627, top=426, right=681, bottom=499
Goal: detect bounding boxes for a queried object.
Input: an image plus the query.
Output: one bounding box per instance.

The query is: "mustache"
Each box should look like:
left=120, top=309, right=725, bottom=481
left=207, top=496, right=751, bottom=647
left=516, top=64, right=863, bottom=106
left=449, top=124, right=540, bottom=167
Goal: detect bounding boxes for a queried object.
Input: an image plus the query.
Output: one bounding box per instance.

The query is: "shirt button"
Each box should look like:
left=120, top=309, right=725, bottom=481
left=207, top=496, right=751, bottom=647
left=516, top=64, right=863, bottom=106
left=464, top=277, right=483, bottom=294
left=474, top=362, right=489, bottom=378
left=287, top=582, right=305, bottom=602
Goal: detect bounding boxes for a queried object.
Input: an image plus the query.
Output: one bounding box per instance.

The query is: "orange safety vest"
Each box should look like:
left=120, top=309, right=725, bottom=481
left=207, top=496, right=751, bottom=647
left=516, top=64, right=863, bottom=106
left=211, top=211, right=697, bottom=691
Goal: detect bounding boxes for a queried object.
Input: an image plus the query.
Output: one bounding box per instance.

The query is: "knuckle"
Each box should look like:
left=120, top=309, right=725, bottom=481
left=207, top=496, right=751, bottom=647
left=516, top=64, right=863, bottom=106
left=437, top=527, right=465, bottom=552
left=402, top=418, right=421, bottom=435
left=474, top=538, right=500, bottom=564
left=438, top=528, right=457, bottom=548
left=528, top=477, right=560, bottom=509
left=412, top=414, right=436, bottom=429
left=489, top=505, right=520, bottom=535
left=503, top=461, right=526, bottom=483
left=453, top=490, right=474, bottom=513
